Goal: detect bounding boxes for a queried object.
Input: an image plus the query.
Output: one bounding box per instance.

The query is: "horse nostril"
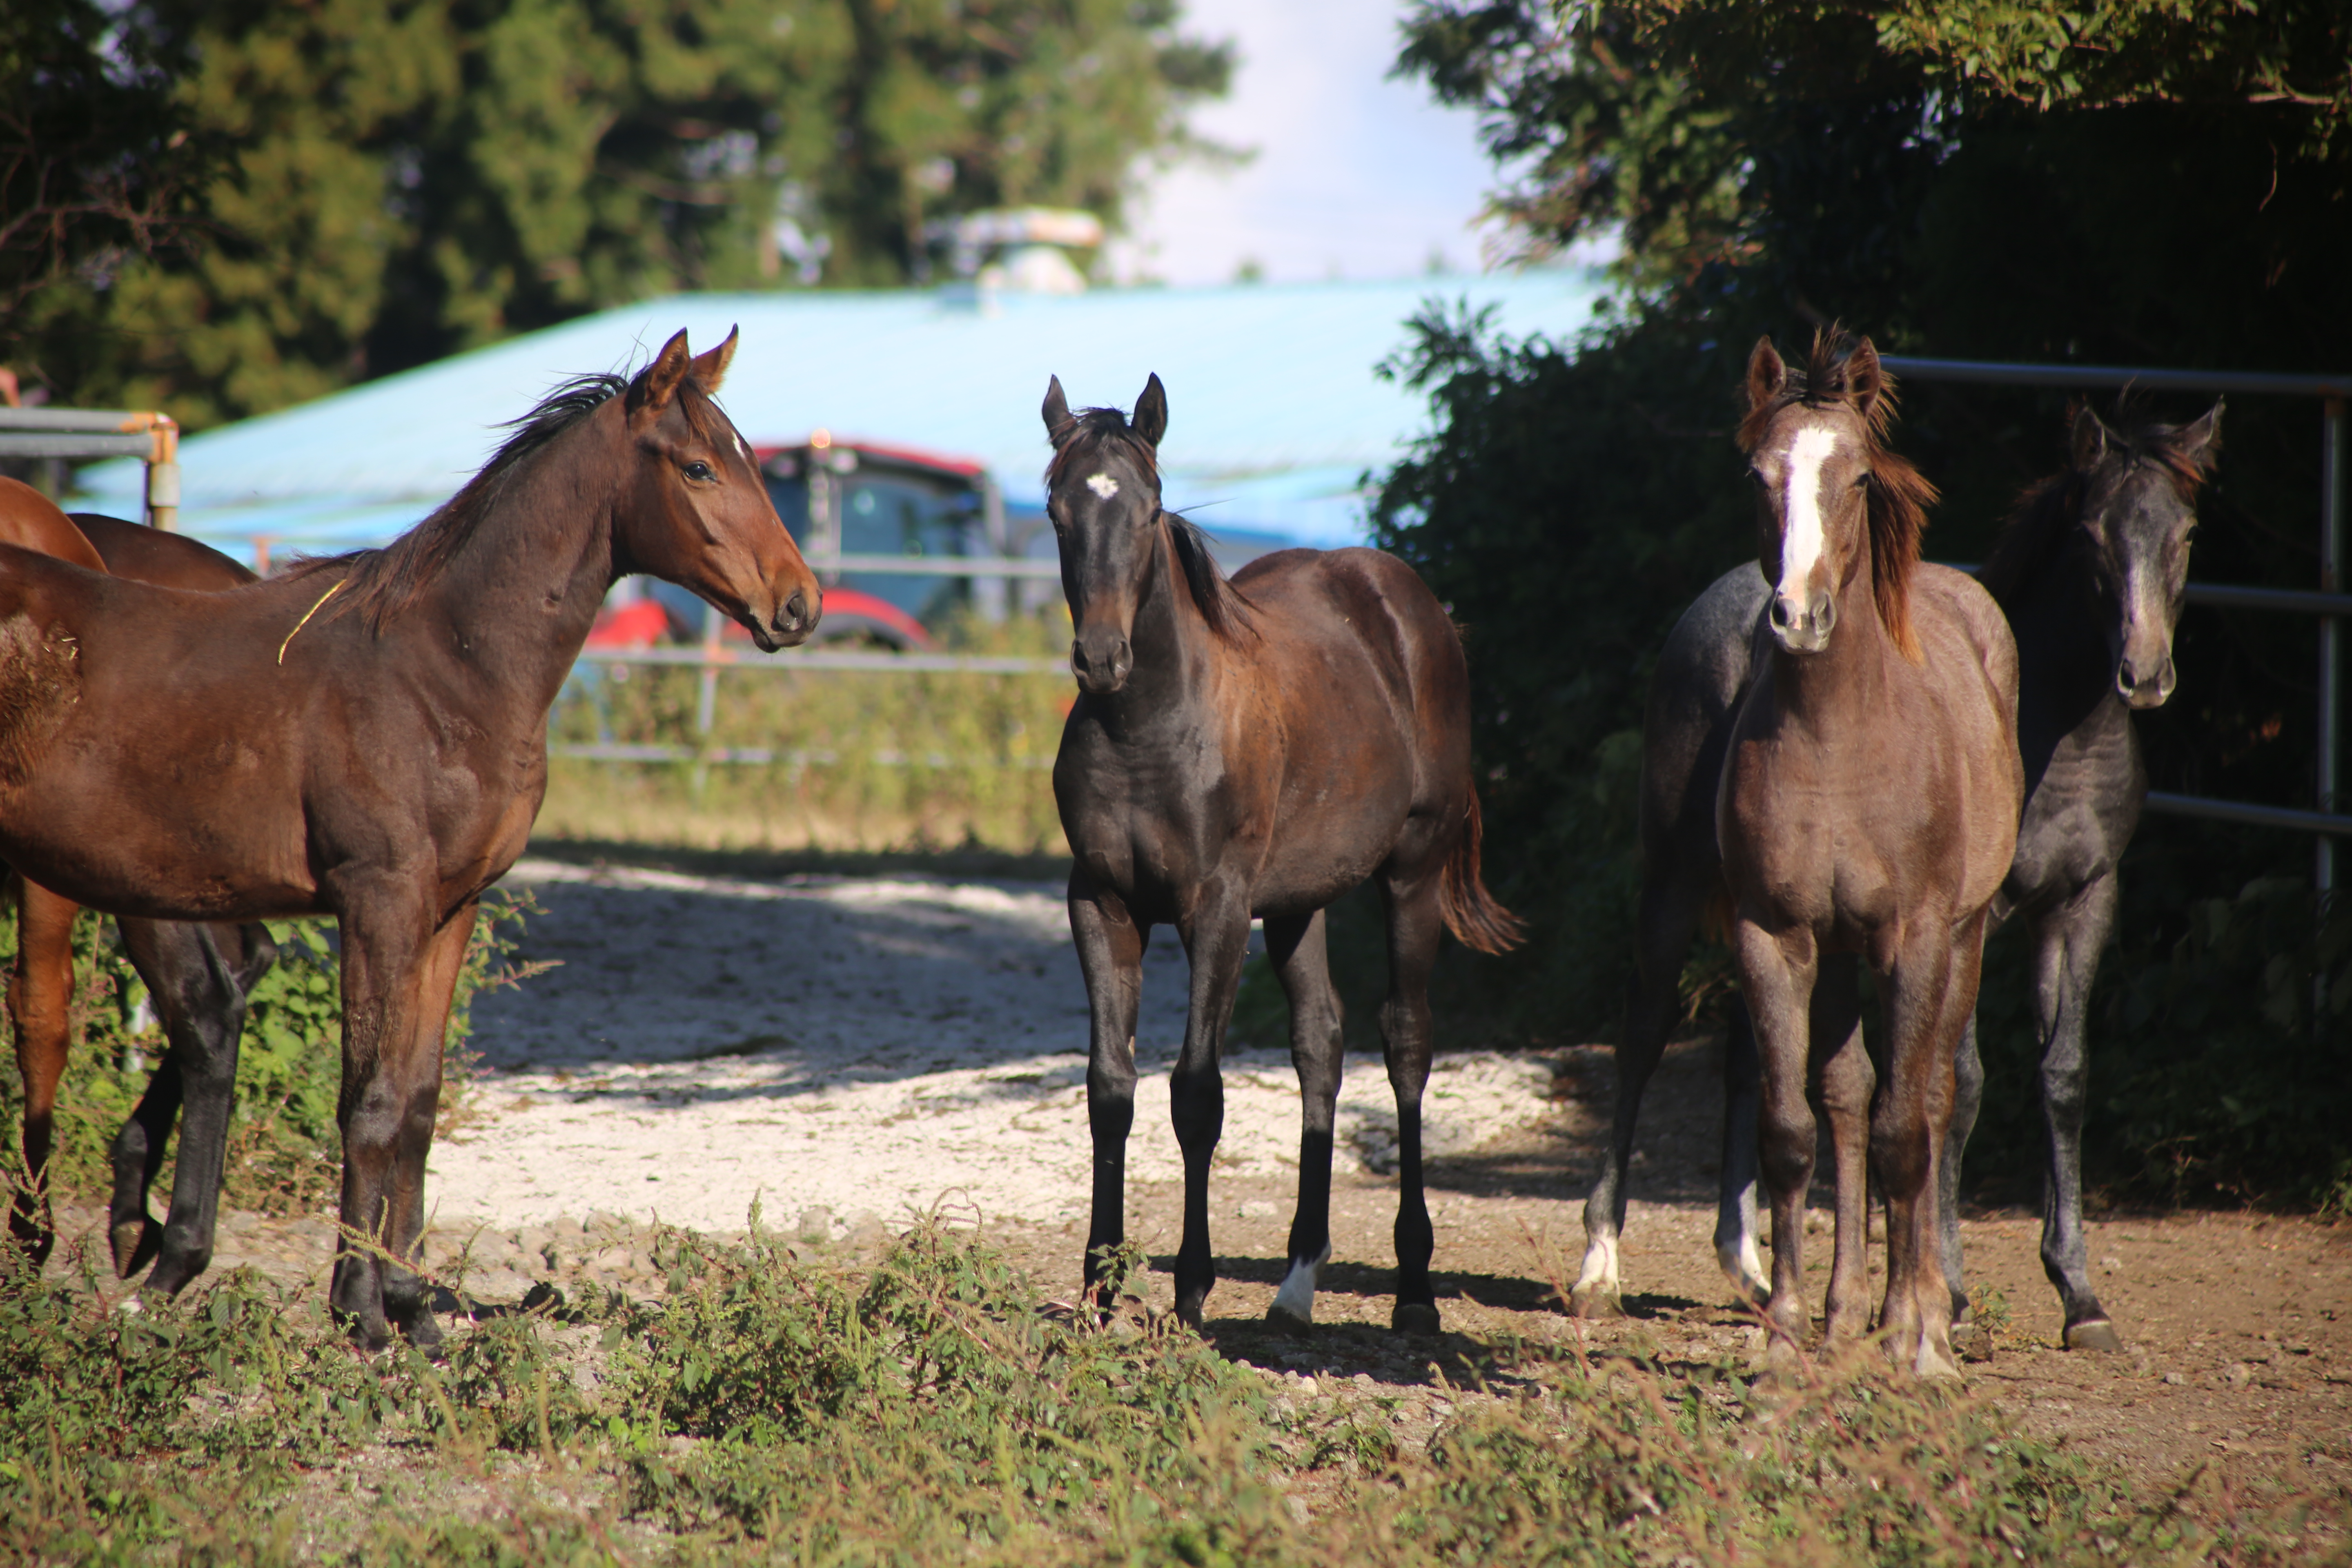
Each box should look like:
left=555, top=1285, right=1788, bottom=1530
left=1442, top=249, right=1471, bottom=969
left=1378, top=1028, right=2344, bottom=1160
left=1769, top=598, right=1793, bottom=630
left=2116, top=659, right=2137, bottom=694
left=783, top=588, right=808, bottom=629
left=1810, top=590, right=1835, bottom=630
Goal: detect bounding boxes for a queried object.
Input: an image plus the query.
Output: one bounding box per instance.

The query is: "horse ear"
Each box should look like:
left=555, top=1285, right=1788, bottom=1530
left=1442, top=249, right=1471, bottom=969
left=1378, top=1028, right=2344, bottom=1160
left=688, top=325, right=739, bottom=393
left=1844, top=337, right=1885, bottom=423
left=1042, top=376, right=1072, bottom=444
left=1745, top=337, right=1786, bottom=413
left=630, top=330, right=693, bottom=415
left=2177, top=398, right=2225, bottom=470
left=2071, top=403, right=2115, bottom=471
left=1133, top=373, right=1169, bottom=448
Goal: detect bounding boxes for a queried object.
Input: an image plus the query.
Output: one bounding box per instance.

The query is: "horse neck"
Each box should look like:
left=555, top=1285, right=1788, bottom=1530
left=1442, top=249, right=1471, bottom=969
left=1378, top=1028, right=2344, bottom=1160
left=407, top=421, right=623, bottom=709
left=2006, top=533, right=2133, bottom=766
left=1099, top=520, right=1220, bottom=734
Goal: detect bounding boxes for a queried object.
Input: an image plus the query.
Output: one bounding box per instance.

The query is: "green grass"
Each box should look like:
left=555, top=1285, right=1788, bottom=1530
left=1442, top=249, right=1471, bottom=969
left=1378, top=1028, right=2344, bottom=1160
left=0, top=1219, right=2333, bottom=1565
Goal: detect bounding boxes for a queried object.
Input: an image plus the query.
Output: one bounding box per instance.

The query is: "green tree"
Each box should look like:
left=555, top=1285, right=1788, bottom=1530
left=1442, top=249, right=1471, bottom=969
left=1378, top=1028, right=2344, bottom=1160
left=1378, top=0, right=2352, bottom=1203
left=16, top=0, right=1231, bottom=424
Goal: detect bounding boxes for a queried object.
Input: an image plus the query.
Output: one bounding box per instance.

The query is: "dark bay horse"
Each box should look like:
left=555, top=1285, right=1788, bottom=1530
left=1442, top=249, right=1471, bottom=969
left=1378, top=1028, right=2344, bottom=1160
left=1941, top=399, right=2221, bottom=1352
left=1044, top=374, right=1521, bottom=1332
left=1569, top=399, right=2218, bottom=1362
left=1719, top=334, right=2019, bottom=1375
left=0, top=329, right=818, bottom=1346
left=0, top=479, right=278, bottom=1295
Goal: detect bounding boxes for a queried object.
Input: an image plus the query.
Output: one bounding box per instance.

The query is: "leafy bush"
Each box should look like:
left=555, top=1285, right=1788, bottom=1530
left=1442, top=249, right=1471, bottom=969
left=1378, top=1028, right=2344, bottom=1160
left=0, top=891, right=537, bottom=1218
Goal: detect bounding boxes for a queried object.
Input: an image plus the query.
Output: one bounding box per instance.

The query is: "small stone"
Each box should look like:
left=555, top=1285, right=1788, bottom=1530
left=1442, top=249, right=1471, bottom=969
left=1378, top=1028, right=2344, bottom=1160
left=2163, top=1372, right=2187, bottom=1385
left=2222, top=1362, right=2253, bottom=1388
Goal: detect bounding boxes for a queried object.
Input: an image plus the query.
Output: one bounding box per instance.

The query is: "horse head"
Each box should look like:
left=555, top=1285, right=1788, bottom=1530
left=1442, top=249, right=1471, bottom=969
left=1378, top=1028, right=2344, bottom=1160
left=615, top=327, right=821, bottom=651
left=1741, top=332, right=1931, bottom=660
left=2069, top=400, right=2220, bottom=709
left=1041, top=372, right=1171, bottom=695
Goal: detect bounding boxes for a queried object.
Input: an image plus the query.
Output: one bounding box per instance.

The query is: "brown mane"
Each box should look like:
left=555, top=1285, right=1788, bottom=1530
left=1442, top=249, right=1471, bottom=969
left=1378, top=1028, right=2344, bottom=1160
left=1739, top=329, right=1934, bottom=661
left=1047, top=406, right=1255, bottom=642
left=292, top=363, right=730, bottom=634
left=1978, top=399, right=2220, bottom=606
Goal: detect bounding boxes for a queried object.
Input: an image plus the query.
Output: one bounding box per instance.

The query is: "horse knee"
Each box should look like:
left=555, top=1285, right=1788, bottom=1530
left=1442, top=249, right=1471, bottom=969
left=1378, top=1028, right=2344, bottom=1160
left=1870, top=1121, right=1932, bottom=1200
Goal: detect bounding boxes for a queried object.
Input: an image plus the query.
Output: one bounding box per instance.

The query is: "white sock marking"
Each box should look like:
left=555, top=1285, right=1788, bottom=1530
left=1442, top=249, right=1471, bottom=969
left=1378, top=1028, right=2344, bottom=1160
left=1270, top=1241, right=1332, bottom=1322
left=1778, top=426, right=1840, bottom=603
left=1086, top=472, right=1119, bottom=500
left=1572, top=1231, right=1621, bottom=1297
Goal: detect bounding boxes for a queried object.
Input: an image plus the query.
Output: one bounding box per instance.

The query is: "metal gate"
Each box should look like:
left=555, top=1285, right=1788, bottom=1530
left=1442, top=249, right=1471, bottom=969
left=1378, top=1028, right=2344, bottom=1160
left=1881, top=355, right=2352, bottom=896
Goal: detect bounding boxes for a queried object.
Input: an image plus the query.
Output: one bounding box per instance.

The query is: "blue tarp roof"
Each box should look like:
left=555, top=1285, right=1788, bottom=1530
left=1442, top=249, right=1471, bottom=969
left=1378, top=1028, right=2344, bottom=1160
left=78, top=270, right=1610, bottom=557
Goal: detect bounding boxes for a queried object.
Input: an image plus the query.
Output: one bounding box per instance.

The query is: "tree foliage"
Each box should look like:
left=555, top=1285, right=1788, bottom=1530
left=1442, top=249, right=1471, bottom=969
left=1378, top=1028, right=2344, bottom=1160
left=1383, top=0, right=2352, bottom=1203
left=12, top=0, right=1232, bottom=425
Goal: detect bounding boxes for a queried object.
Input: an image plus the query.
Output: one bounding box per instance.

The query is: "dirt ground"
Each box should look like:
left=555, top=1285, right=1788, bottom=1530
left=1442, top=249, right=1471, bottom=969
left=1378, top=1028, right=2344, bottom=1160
left=40, top=851, right=2352, bottom=1517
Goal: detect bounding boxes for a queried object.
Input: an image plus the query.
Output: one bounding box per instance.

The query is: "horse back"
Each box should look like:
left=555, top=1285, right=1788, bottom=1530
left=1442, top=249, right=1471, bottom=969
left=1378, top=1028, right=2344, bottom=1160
left=0, top=478, right=105, bottom=573
left=71, top=513, right=257, bottom=591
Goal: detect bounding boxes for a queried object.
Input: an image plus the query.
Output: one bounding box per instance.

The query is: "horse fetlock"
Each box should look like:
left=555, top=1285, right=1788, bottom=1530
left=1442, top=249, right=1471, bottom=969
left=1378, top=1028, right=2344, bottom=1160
left=1570, top=1231, right=1624, bottom=1319
left=111, top=1214, right=159, bottom=1279
left=1715, top=1233, right=1768, bottom=1305
left=1268, top=1242, right=1331, bottom=1326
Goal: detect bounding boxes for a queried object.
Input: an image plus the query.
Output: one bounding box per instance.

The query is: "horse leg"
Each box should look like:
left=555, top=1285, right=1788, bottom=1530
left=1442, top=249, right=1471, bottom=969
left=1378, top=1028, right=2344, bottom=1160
left=1071, top=872, right=1146, bottom=1311
left=116, top=919, right=259, bottom=1297
left=1170, top=884, right=1252, bottom=1328
left=8, top=878, right=77, bottom=1265
left=1732, top=917, right=1820, bottom=1364
left=1809, top=954, right=1874, bottom=1344
left=1715, top=996, right=1768, bottom=1306
left=2031, top=877, right=2123, bottom=1351
left=1873, top=919, right=1976, bottom=1380
left=329, top=887, right=468, bottom=1351
left=1379, top=867, right=1448, bottom=1333
left=1941, top=1010, right=1988, bottom=1355
left=1265, top=909, right=1342, bottom=1328
left=1575, top=866, right=1715, bottom=1316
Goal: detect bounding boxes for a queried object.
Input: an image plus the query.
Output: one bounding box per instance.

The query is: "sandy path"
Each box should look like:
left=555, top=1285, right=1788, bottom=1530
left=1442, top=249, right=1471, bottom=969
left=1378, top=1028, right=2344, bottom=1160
left=428, top=858, right=1555, bottom=1234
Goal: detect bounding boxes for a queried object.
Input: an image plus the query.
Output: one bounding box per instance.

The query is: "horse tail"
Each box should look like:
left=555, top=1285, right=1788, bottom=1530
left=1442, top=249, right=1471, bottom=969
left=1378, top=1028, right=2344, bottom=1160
left=1439, top=789, right=1526, bottom=954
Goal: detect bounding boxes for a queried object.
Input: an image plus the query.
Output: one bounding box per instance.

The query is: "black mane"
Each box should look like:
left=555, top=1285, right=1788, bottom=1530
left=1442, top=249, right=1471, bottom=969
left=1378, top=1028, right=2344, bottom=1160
left=290, top=366, right=722, bottom=632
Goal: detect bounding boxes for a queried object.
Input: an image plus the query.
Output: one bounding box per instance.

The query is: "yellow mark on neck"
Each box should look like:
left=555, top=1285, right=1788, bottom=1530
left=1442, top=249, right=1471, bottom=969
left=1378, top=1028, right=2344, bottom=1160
left=278, top=579, right=347, bottom=666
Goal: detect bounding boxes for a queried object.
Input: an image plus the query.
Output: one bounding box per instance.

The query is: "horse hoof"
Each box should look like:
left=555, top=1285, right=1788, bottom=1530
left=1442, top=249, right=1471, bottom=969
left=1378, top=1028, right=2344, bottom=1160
left=2064, top=1319, right=2125, bottom=1354
left=1174, top=1297, right=1207, bottom=1332
left=1568, top=1284, right=1623, bottom=1320
left=1951, top=1318, right=1994, bottom=1364
left=111, top=1217, right=159, bottom=1280
left=1266, top=1300, right=1314, bottom=1334
left=1391, top=1302, right=1442, bottom=1336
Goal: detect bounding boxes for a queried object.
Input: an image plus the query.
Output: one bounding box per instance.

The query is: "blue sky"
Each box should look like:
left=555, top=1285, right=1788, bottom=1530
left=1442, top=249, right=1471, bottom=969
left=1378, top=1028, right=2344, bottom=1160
left=1107, top=0, right=1505, bottom=286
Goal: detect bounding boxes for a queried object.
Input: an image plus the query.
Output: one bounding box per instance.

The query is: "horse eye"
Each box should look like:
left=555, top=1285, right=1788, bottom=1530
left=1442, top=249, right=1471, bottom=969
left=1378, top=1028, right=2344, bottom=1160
left=1852, top=471, right=1871, bottom=489
left=683, top=461, right=715, bottom=483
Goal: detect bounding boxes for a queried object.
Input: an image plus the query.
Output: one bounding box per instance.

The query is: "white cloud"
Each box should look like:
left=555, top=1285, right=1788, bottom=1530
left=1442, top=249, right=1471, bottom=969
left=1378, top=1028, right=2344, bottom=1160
left=1109, top=0, right=1502, bottom=286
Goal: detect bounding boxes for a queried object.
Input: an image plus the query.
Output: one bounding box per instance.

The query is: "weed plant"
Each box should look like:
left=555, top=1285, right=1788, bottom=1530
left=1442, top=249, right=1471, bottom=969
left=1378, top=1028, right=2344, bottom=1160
left=541, top=606, right=1075, bottom=855
left=0, top=893, right=538, bottom=1220
left=0, top=1218, right=2332, bottom=1564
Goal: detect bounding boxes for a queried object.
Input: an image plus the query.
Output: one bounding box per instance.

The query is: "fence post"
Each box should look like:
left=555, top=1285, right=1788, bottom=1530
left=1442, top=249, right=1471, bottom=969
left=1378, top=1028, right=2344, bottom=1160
left=2322, top=397, right=2345, bottom=909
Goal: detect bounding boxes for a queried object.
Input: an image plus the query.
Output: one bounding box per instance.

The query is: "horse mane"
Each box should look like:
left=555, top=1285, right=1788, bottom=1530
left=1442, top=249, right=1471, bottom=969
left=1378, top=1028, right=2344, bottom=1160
left=1737, top=327, right=1934, bottom=661
left=291, top=361, right=729, bottom=633
left=1977, top=399, right=2221, bottom=606
left=1045, top=405, right=1255, bottom=641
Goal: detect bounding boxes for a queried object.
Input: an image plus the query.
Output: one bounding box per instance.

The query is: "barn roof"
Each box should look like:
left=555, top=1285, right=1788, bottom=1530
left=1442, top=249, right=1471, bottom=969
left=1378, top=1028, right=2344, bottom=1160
left=76, top=270, right=1607, bottom=555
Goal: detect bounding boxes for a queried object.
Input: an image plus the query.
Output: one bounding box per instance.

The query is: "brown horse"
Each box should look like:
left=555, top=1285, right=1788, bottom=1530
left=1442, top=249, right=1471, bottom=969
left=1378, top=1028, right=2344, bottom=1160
left=1044, top=374, right=1520, bottom=1332
left=1720, top=333, right=2020, bottom=1376
left=0, top=330, right=818, bottom=1346
left=0, top=479, right=278, bottom=1294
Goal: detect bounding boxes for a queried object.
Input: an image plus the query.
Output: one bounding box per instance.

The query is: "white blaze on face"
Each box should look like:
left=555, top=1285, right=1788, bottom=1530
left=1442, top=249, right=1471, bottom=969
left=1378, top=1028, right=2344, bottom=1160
left=1777, top=425, right=1842, bottom=601
left=1085, top=472, right=1119, bottom=501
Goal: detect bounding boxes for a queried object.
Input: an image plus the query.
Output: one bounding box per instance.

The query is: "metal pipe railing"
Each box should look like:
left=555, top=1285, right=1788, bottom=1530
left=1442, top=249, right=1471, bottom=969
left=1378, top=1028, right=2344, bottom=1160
left=0, top=408, right=180, bottom=529
left=1885, top=356, right=2352, bottom=889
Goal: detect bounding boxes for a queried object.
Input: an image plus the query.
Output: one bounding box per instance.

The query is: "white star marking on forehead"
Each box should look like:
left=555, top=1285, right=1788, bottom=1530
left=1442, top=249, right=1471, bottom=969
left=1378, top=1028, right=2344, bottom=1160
left=1778, top=425, right=1840, bottom=598
left=1086, top=472, right=1119, bottom=500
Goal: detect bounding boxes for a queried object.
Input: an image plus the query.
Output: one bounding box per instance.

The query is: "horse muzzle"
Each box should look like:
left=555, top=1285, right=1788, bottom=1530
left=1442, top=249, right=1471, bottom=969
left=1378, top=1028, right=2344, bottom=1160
left=1768, top=588, right=1836, bottom=655
left=748, top=586, right=819, bottom=653
left=1070, top=631, right=1132, bottom=695
left=2116, top=650, right=2175, bottom=709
